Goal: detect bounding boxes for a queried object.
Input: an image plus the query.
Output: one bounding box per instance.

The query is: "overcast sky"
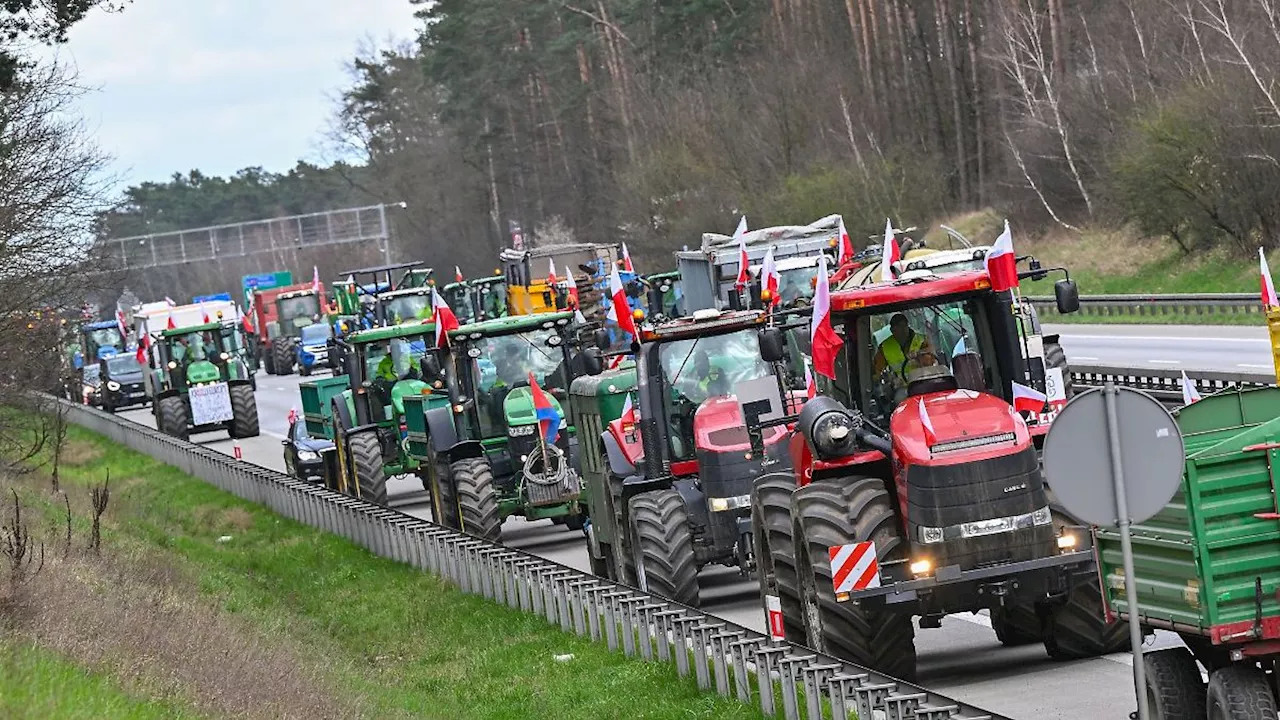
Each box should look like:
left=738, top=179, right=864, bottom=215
left=44, top=0, right=420, bottom=191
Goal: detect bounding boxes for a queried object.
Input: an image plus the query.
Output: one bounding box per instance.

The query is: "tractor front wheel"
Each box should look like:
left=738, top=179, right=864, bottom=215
left=628, top=488, right=699, bottom=607
left=347, top=429, right=387, bottom=506
left=752, top=472, right=805, bottom=644
left=426, top=450, right=459, bottom=529
left=452, top=457, right=501, bottom=540
left=227, top=384, right=259, bottom=438
left=157, top=396, right=188, bottom=441
left=1041, top=574, right=1131, bottom=660
left=792, top=476, right=918, bottom=681
left=273, top=340, right=295, bottom=376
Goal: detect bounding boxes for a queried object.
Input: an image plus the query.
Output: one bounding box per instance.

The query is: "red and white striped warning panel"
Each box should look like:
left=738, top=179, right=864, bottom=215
left=765, top=594, right=785, bottom=641
left=829, top=541, right=880, bottom=596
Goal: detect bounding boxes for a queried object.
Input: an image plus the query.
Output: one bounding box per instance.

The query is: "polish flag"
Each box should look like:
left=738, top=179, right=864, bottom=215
left=607, top=264, right=639, bottom=345
left=1012, top=381, right=1048, bottom=414
left=135, top=333, right=150, bottom=364
left=919, top=397, right=938, bottom=445
left=1180, top=371, right=1202, bottom=405
left=1262, top=248, right=1278, bottom=308
left=166, top=312, right=176, bottom=330
left=804, top=362, right=816, bottom=400
left=732, top=216, right=750, bottom=290
left=567, top=269, right=580, bottom=308
left=455, top=265, right=464, bottom=283
left=622, top=243, right=635, bottom=273
left=880, top=219, right=901, bottom=282
left=837, top=216, right=854, bottom=265
left=620, top=393, right=637, bottom=426
left=761, top=246, right=780, bottom=307
left=239, top=304, right=254, bottom=333
left=115, top=308, right=128, bottom=338
left=985, top=221, right=1019, bottom=293
left=809, top=254, right=844, bottom=379
left=548, top=258, right=558, bottom=286
left=202, top=306, right=211, bottom=324
left=431, top=288, right=459, bottom=348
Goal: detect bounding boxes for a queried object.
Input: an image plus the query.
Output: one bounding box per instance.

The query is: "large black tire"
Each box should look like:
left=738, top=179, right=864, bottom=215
left=273, top=340, right=295, bottom=376
left=1207, top=665, right=1276, bottom=720
left=347, top=430, right=387, bottom=506
left=1043, top=339, right=1074, bottom=400
left=792, top=477, right=917, bottom=681
left=1143, top=647, right=1206, bottom=720
left=227, top=384, right=259, bottom=438
left=607, top=474, right=635, bottom=585
left=427, top=452, right=460, bottom=529
left=991, top=601, right=1042, bottom=646
left=157, top=396, right=188, bottom=441
left=1041, top=575, right=1131, bottom=660
left=263, top=349, right=276, bottom=375
left=752, top=472, right=805, bottom=643
left=452, top=457, right=501, bottom=540
left=629, top=488, right=699, bottom=607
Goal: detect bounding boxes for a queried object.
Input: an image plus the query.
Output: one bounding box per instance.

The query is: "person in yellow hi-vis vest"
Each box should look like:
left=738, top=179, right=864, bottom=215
left=873, top=313, right=936, bottom=390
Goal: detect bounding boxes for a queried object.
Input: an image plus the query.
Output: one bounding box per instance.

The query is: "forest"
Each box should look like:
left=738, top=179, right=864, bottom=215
left=103, top=1, right=1280, bottom=275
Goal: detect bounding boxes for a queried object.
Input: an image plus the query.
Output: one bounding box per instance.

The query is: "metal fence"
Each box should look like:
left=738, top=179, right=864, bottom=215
left=1027, top=293, right=1257, bottom=321
left=55, top=398, right=1003, bottom=720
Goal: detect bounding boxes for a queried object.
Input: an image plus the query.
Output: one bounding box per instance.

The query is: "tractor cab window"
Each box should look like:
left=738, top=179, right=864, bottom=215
left=469, top=329, right=567, bottom=439
left=478, top=280, right=507, bottom=319
left=858, top=297, right=995, bottom=427
left=658, top=328, right=773, bottom=460
left=170, top=331, right=220, bottom=364
left=777, top=266, right=818, bottom=305
left=87, top=327, right=122, bottom=355
left=278, top=295, right=320, bottom=329
left=383, top=294, right=431, bottom=324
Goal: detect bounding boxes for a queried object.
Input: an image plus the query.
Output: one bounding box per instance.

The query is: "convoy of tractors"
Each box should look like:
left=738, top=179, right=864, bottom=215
left=64, top=217, right=1280, bottom=719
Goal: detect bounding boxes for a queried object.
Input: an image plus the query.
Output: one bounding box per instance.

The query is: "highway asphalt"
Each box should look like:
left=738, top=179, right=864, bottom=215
left=114, top=323, right=1236, bottom=720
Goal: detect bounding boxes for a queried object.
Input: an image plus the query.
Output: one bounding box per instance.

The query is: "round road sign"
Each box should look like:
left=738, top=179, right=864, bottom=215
left=1043, top=385, right=1185, bottom=528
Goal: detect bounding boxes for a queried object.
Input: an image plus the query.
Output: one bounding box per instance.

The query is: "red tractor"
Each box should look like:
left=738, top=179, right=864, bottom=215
left=748, top=269, right=1129, bottom=681
left=249, top=283, right=326, bottom=375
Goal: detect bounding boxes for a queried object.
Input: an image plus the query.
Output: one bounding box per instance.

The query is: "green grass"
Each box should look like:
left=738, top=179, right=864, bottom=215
left=5, top=426, right=764, bottom=720
left=0, top=640, right=199, bottom=720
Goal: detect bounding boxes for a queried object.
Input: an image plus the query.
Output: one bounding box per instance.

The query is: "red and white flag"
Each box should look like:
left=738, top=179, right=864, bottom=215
left=202, top=306, right=211, bottom=324
left=733, top=216, right=750, bottom=290
left=1012, top=381, right=1048, bottom=414
left=312, top=266, right=322, bottom=294
left=567, top=269, right=580, bottom=308
left=837, top=216, right=854, bottom=265
left=166, top=312, right=176, bottom=330
left=880, top=219, right=901, bottom=282
left=622, top=242, right=635, bottom=273
left=239, top=304, right=253, bottom=333
left=804, top=362, right=816, bottom=400
left=135, top=333, right=150, bottom=364
left=454, top=265, right=464, bottom=283
left=986, top=221, right=1019, bottom=293
left=548, top=258, right=558, bottom=286
left=1262, top=248, right=1278, bottom=308
left=115, top=308, right=128, bottom=338
left=761, top=246, right=780, bottom=307
left=431, top=288, right=459, bottom=347
left=919, top=397, right=938, bottom=446
left=607, top=264, right=639, bottom=345
left=809, top=254, right=844, bottom=379
left=287, top=407, right=299, bottom=425
left=620, top=393, right=637, bottom=425
left=1180, top=371, right=1202, bottom=405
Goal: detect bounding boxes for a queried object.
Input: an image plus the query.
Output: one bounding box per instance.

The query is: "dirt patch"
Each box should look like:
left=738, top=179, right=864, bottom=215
left=6, top=547, right=365, bottom=719
left=220, top=507, right=254, bottom=531
left=58, top=440, right=103, bottom=467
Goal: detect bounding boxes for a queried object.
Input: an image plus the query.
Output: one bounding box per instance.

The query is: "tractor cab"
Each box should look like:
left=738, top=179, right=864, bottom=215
left=378, top=287, right=433, bottom=326
left=338, top=261, right=432, bottom=327
left=442, top=275, right=509, bottom=324
left=499, top=243, right=621, bottom=316
left=155, top=322, right=256, bottom=390
left=642, top=271, right=685, bottom=320
left=80, top=320, right=126, bottom=365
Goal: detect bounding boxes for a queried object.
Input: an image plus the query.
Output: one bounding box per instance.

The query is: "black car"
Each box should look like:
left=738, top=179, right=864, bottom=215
left=99, top=354, right=148, bottom=413
left=282, top=419, right=333, bottom=483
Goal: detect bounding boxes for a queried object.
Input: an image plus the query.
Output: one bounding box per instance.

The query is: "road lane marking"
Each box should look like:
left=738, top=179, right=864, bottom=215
left=1072, top=356, right=1100, bottom=361
left=1062, top=334, right=1267, bottom=344
left=1148, top=360, right=1181, bottom=364
left=1238, top=363, right=1272, bottom=368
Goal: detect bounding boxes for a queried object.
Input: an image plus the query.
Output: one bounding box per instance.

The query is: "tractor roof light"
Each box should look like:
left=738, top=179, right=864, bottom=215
left=466, top=347, right=482, bottom=358
left=760, top=289, right=773, bottom=303
left=167, top=361, right=177, bottom=370
left=798, top=395, right=862, bottom=460
left=631, top=308, right=645, bottom=321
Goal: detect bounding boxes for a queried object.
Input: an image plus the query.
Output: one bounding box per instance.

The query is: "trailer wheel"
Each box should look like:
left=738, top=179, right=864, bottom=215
left=1207, top=665, right=1276, bottom=720
left=1142, top=648, right=1206, bottom=720
left=347, top=429, right=387, bottom=506
left=629, top=488, right=700, bottom=607
left=1042, top=575, right=1131, bottom=660
left=1043, top=339, right=1074, bottom=399
left=452, top=457, right=501, bottom=540
left=157, top=396, right=188, bottom=440
left=752, top=472, right=805, bottom=643
left=991, top=602, right=1042, bottom=646
left=227, top=384, right=259, bottom=438
left=792, top=477, right=917, bottom=681
left=273, top=340, right=295, bottom=376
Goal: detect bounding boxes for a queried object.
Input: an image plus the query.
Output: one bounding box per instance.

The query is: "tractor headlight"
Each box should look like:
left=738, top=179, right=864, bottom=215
left=556, top=317, right=569, bottom=326
left=297, top=450, right=320, bottom=462
left=467, top=347, right=482, bottom=358
left=220, top=352, right=230, bottom=360
left=799, top=396, right=862, bottom=460
left=167, top=361, right=177, bottom=370
left=547, top=335, right=563, bottom=347
left=106, top=381, right=120, bottom=391
left=709, top=494, right=751, bottom=512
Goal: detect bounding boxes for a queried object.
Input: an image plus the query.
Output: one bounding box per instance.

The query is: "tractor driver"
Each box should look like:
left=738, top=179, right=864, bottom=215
left=873, top=312, right=938, bottom=396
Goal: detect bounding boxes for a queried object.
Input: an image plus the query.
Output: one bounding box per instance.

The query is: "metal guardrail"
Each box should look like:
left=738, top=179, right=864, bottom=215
left=1073, top=364, right=1273, bottom=406
left=1027, top=293, right=1257, bottom=320
left=55, top=397, right=1004, bottom=720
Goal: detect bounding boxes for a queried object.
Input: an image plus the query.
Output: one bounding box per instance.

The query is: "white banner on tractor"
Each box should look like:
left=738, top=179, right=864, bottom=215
left=190, top=382, right=233, bottom=426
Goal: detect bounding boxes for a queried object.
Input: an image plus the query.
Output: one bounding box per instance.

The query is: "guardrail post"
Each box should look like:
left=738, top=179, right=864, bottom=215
left=777, top=654, right=815, bottom=720
left=803, top=663, right=842, bottom=719
left=729, top=637, right=764, bottom=703
left=653, top=609, right=684, bottom=662
left=709, top=630, right=745, bottom=697
left=755, top=646, right=788, bottom=717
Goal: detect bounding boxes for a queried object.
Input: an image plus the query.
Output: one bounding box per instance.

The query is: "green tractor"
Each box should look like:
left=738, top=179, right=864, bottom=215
left=441, top=275, right=509, bottom=324
left=298, top=321, right=450, bottom=505
left=144, top=322, right=260, bottom=441
left=404, top=311, right=599, bottom=540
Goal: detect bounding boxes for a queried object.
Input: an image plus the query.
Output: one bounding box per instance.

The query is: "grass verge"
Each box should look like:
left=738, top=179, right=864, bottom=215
left=0, top=425, right=763, bottom=720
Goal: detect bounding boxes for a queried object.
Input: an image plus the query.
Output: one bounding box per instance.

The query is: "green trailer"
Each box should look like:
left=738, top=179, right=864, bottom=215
left=1097, top=386, right=1280, bottom=719
left=567, top=362, right=637, bottom=577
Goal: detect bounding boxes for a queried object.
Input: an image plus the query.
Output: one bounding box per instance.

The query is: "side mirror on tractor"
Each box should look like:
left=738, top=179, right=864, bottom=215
left=759, top=327, right=786, bottom=363
left=592, top=328, right=610, bottom=351
left=1054, top=279, right=1081, bottom=315
left=422, top=354, right=442, bottom=379
left=582, top=347, right=603, bottom=376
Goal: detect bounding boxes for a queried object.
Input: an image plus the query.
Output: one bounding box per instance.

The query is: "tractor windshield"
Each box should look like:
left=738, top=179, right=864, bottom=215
left=383, top=294, right=431, bottom=324
left=777, top=266, right=818, bottom=305
left=169, top=330, right=223, bottom=364
left=278, top=295, right=320, bottom=329
left=476, top=280, right=508, bottom=320
left=86, top=327, right=123, bottom=354
left=658, top=328, right=773, bottom=460
left=469, top=328, right=570, bottom=438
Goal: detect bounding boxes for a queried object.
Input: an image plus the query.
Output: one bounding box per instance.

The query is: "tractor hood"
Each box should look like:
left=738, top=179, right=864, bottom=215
left=891, top=389, right=1030, bottom=467
left=503, top=386, right=564, bottom=427
left=693, top=396, right=788, bottom=452
left=185, top=360, right=221, bottom=385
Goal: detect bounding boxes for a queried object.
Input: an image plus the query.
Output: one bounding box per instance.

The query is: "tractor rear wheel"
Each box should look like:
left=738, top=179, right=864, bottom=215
left=347, top=429, right=387, bottom=506
left=263, top=349, right=276, bottom=375
left=1041, top=574, right=1131, bottom=660
left=991, top=601, right=1043, bottom=646
left=227, top=384, right=259, bottom=438
left=792, top=476, right=917, bottom=681
left=1143, top=647, right=1206, bottom=720
left=628, top=488, right=699, bottom=607
left=273, top=340, right=295, bottom=376
left=752, top=472, right=805, bottom=643
left=157, top=396, right=188, bottom=441
left=452, top=457, right=501, bottom=540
